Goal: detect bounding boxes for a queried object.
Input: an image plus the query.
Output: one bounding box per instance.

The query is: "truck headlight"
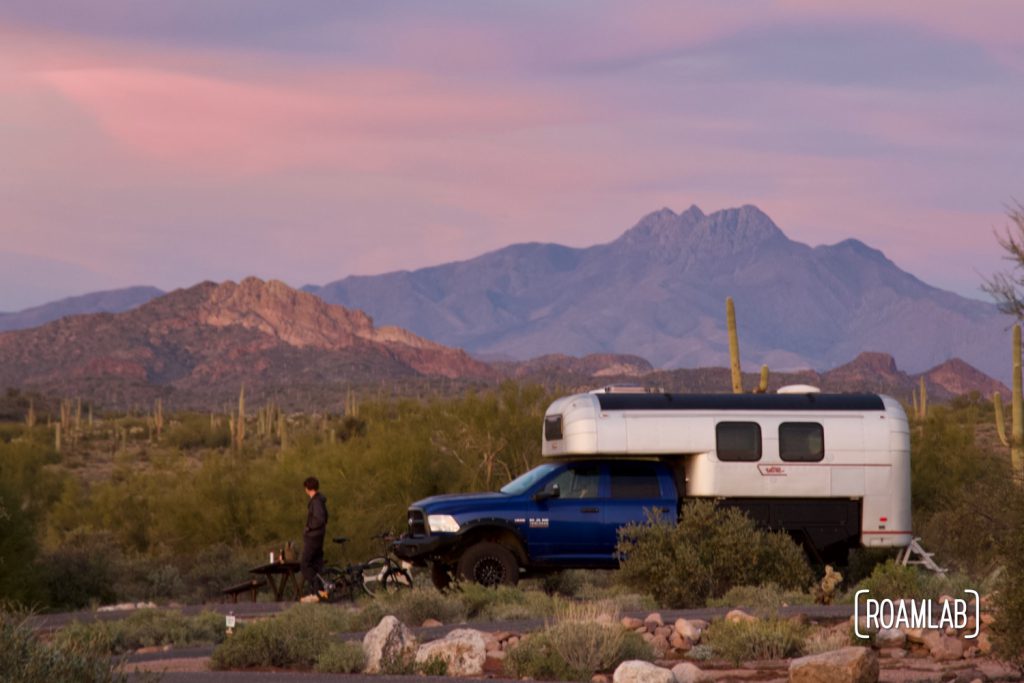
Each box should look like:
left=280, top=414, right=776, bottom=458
left=427, top=514, right=460, bottom=534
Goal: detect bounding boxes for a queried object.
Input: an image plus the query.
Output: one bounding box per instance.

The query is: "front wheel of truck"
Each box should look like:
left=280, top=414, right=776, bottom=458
left=457, top=542, right=519, bottom=587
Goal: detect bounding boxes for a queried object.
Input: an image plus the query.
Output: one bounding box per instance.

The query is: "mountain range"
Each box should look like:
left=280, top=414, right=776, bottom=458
left=0, top=279, right=490, bottom=409
left=0, top=204, right=1014, bottom=387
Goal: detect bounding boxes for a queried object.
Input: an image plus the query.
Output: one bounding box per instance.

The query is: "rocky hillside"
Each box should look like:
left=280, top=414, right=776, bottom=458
left=305, top=204, right=1012, bottom=383
left=0, top=278, right=491, bottom=408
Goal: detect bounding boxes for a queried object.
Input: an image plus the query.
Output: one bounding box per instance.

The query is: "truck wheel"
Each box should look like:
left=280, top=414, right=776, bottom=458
left=457, top=542, right=519, bottom=587
left=430, top=562, right=453, bottom=591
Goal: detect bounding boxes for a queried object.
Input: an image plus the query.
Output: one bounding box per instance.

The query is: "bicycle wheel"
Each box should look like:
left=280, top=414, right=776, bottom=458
left=381, top=565, right=414, bottom=591
left=320, top=567, right=349, bottom=603
left=360, top=557, right=387, bottom=596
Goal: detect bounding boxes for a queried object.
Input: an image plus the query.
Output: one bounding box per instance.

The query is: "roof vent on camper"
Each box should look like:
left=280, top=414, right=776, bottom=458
left=777, top=384, right=821, bottom=394
left=589, top=384, right=664, bottom=394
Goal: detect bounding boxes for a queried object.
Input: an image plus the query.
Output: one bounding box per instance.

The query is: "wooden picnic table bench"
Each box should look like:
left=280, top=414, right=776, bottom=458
left=249, top=561, right=303, bottom=601
left=222, top=578, right=267, bottom=603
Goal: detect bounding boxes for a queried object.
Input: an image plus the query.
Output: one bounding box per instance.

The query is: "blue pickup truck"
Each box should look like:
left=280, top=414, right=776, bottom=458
left=393, top=458, right=678, bottom=588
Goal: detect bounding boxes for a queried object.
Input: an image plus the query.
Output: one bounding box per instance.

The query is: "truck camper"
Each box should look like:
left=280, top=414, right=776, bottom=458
left=394, top=386, right=912, bottom=587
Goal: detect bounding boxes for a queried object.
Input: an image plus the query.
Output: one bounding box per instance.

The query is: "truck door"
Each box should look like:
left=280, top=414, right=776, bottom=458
left=527, top=463, right=609, bottom=565
left=600, top=462, right=674, bottom=559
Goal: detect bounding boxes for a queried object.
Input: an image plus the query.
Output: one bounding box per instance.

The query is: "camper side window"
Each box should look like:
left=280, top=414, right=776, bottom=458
left=779, top=422, right=824, bottom=462
left=716, top=422, right=762, bottom=461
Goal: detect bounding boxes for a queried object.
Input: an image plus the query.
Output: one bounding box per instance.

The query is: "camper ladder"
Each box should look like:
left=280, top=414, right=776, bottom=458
left=897, top=537, right=947, bottom=574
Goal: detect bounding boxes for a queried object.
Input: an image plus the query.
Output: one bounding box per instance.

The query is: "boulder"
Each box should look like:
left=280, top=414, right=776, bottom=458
left=613, top=660, right=675, bottom=683
left=654, top=625, right=673, bottom=639
left=645, top=613, right=665, bottom=632
left=650, top=633, right=671, bottom=656
left=875, top=628, right=906, bottom=649
left=363, top=615, right=417, bottom=674
left=674, top=618, right=701, bottom=642
left=670, top=661, right=712, bottom=683
left=725, top=609, right=758, bottom=624
left=669, top=632, right=692, bottom=652
left=976, top=632, right=992, bottom=655
left=415, top=628, right=488, bottom=677
left=789, top=646, right=879, bottom=683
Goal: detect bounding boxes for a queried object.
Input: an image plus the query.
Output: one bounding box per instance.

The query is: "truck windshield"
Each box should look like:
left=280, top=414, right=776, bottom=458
left=500, top=463, right=559, bottom=495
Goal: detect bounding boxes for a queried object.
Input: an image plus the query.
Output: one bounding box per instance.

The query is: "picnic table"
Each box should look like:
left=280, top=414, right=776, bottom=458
left=249, top=561, right=303, bottom=601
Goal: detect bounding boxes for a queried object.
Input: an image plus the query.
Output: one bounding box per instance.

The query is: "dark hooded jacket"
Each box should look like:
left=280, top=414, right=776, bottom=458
left=305, top=492, right=328, bottom=539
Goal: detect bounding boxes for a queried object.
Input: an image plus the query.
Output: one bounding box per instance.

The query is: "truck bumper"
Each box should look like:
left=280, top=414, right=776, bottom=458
left=392, top=534, right=458, bottom=565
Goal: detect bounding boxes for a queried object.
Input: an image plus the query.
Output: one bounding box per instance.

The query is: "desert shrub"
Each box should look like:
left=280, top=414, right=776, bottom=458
left=315, top=641, right=366, bottom=673
left=454, top=583, right=562, bottom=621
left=991, top=493, right=1024, bottom=664
left=801, top=626, right=852, bottom=655
left=852, top=560, right=943, bottom=601
left=707, top=583, right=813, bottom=616
left=42, top=530, right=121, bottom=609
left=211, top=604, right=351, bottom=669
left=55, top=609, right=225, bottom=655
left=375, top=587, right=467, bottom=626
left=704, top=618, right=808, bottom=665
left=0, top=608, right=133, bottom=683
left=506, top=622, right=652, bottom=681
left=540, top=570, right=584, bottom=597
left=616, top=500, right=812, bottom=608
left=165, top=413, right=231, bottom=450
left=417, top=654, right=449, bottom=676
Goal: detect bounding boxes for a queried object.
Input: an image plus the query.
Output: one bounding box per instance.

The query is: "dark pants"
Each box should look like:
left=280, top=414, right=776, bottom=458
left=300, top=534, right=325, bottom=594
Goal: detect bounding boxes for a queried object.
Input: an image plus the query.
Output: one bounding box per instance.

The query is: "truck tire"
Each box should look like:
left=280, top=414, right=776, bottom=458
left=457, top=542, right=519, bottom=587
left=430, top=562, right=453, bottom=591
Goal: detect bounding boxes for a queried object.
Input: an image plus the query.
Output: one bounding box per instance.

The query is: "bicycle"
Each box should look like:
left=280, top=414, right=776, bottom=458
left=315, top=534, right=413, bottom=602
left=315, top=537, right=374, bottom=603
left=361, top=532, right=414, bottom=594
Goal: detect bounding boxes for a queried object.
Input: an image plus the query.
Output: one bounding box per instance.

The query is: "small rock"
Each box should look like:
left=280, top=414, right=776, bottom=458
left=650, top=634, right=671, bottom=656
left=905, top=627, right=929, bottom=644
left=875, top=628, right=906, bottom=649
left=507, top=635, right=520, bottom=648
left=880, top=647, right=907, bottom=659
left=622, top=617, right=644, bottom=630
left=642, top=632, right=655, bottom=643
left=363, top=616, right=417, bottom=675
left=980, top=613, right=994, bottom=627
left=415, top=628, right=488, bottom=677
left=645, top=612, right=664, bottom=627
left=669, top=632, right=691, bottom=652
left=725, top=609, right=757, bottom=624
left=613, top=660, right=674, bottom=683
left=674, top=618, right=701, bottom=642
left=670, top=661, right=712, bottom=683
left=485, top=638, right=501, bottom=652
left=923, top=631, right=964, bottom=661
left=975, top=632, right=992, bottom=655
left=422, top=618, right=443, bottom=628
left=654, top=625, right=673, bottom=639
left=592, top=675, right=611, bottom=683
left=789, top=646, right=879, bottom=683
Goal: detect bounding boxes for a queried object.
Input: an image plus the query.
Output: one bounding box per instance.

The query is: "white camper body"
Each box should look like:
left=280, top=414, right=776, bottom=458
left=541, top=390, right=912, bottom=551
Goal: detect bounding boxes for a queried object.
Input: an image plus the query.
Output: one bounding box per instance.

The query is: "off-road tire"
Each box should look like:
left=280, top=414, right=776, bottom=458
left=430, top=562, right=453, bottom=591
left=456, top=542, right=519, bottom=587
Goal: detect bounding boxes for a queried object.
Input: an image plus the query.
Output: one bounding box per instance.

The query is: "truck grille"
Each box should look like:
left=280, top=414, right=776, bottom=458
left=407, top=509, right=427, bottom=537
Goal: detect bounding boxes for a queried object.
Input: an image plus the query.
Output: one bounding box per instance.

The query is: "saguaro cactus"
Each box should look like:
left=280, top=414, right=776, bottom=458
left=912, top=377, right=928, bottom=422
left=994, top=324, right=1024, bottom=484
left=726, top=297, right=743, bottom=394
left=756, top=365, right=770, bottom=394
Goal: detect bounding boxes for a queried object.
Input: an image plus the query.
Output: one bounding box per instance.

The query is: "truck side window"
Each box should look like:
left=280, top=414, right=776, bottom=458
left=716, top=422, right=762, bottom=461
left=779, top=422, right=824, bottom=462
left=610, top=463, right=661, bottom=499
left=548, top=465, right=600, bottom=499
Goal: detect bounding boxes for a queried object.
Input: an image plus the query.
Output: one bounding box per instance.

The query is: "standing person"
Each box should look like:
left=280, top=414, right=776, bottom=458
left=300, top=476, right=328, bottom=601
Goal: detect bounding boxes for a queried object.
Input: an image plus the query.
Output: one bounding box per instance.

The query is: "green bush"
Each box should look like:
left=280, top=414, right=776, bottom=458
left=42, top=530, right=121, bottom=609
left=0, top=608, right=133, bottom=683
left=991, top=494, right=1024, bottom=664
left=455, top=583, right=562, bottom=621
left=315, top=641, right=366, bottom=673
left=506, top=622, right=652, bottom=681
left=616, top=500, right=813, bottom=608
left=55, top=609, right=225, bottom=655
left=707, top=583, right=813, bottom=616
left=375, top=587, right=467, bottom=626
left=704, top=618, right=808, bottom=665
left=211, top=604, right=352, bottom=670
left=852, top=560, right=944, bottom=601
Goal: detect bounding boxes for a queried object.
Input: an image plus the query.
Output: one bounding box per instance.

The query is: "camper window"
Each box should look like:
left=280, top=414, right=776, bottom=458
left=779, top=422, right=825, bottom=462
left=715, top=422, right=762, bottom=461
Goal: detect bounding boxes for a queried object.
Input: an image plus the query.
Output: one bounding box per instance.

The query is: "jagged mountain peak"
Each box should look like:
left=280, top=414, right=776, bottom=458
left=616, top=203, right=784, bottom=253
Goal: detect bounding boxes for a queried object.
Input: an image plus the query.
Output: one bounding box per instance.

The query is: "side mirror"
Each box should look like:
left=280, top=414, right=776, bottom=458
left=534, top=483, right=560, bottom=502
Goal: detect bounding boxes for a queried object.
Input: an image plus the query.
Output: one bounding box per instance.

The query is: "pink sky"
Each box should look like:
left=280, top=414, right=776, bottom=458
left=1, top=1, right=1023, bottom=309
